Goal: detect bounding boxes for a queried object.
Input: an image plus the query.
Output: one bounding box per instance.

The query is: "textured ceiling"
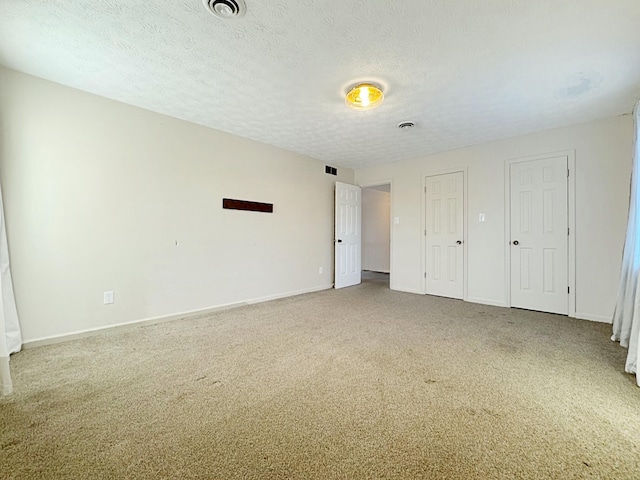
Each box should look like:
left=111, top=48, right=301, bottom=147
left=1, top=1, right=640, bottom=170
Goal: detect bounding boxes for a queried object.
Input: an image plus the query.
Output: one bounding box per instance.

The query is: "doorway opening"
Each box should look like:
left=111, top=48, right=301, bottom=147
left=361, top=183, right=391, bottom=288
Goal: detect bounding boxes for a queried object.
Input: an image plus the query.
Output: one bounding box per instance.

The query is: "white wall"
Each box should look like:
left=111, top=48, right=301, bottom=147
left=0, top=68, right=354, bottom=343
left=356, top=115, right=633, bottom=322
left=362, top=188, right=390, bottom=273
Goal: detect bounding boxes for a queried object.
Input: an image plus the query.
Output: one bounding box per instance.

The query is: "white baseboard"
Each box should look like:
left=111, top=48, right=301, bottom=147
left=244, top=285, right=331, bottom=305
left=391, top=286, right=424, bottom=295
left=574, top=312, right=612, bottom=324
left=22, top=285, right=609, bottom=349
left=466, top=297, right=508, bottom=308
left=23, top=284, right=333, bottom=349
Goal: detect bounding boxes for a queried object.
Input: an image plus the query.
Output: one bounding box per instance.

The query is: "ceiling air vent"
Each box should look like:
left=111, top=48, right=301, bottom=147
left=203, top=0, right=247, bottom=19
left=397, top=121, right=415, bottom=129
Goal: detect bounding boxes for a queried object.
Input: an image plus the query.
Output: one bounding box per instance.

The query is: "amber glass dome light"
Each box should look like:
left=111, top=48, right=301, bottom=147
left=345, top=83, right=384, bottom=110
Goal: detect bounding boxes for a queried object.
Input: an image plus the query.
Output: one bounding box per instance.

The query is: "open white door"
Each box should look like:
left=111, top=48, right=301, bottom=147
left=509, top=156, right=569, bottom=315
left=335, top=182, right=361, bottom=289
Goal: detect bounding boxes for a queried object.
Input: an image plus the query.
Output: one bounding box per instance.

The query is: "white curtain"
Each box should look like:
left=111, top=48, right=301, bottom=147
left=0, top=182, right=21, bottom=396
left=613, top=100, right=640, bottom=385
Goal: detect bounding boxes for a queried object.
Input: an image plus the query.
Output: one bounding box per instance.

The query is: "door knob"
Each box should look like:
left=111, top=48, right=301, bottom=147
left=456, top=240, right=462, bottom=245
left=513, top=240, right=519, bottom=245
left=337, top=239, right=343, bottom=243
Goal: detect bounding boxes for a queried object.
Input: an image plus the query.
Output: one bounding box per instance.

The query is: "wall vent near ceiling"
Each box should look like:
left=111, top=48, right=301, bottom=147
left=203, top=0, right=247, bottom=19
left=397, top=121, right=415, bottom=129
left=325, top=165, right=337, bottom=176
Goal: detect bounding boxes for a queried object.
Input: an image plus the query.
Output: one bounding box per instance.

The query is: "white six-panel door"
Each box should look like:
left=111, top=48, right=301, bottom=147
left=510, top=156, right=568, bottom=315
left=425, top=172, right=464, bottom=299
left=335, top=182, right=361, bottom=289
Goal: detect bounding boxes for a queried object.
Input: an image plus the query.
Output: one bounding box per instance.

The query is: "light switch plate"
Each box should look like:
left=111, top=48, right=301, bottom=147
left=103, top=291, right=114, bottom=304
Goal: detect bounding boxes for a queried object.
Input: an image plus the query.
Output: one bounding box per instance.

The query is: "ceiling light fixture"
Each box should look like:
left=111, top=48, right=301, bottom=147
left=345, top=83, right=384, bottom=111
left=203, top=0, right=247, bottom=19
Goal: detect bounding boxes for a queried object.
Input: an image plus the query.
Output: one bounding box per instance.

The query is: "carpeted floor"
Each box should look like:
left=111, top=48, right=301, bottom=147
left=2, top=273, right=640, bottom=479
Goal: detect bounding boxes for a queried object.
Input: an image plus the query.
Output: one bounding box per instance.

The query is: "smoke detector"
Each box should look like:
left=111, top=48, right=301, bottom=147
left=203, top=0, right=247, bottom=19
left=397, top=121, right=415, bottom=129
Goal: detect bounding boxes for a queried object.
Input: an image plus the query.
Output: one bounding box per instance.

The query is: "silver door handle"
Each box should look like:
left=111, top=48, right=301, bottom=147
left=456, top=240, right=462, bottom=245
left=512, top=240, right=519, bottom=245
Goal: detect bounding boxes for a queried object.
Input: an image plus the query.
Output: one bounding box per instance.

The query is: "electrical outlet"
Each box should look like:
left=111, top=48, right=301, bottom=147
left=103, top=291, right=114, bottom=305
left=319, top=267, right=324, bottom=274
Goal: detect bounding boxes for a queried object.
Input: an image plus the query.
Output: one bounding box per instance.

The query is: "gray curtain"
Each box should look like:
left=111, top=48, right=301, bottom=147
left=0, top=181, right=21, bottom=396
left=612, top=101, right=640, bottom=385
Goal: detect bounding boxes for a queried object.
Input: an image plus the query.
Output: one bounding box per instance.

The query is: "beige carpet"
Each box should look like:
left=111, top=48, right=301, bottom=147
left=2, top=274, right=640, bottom=479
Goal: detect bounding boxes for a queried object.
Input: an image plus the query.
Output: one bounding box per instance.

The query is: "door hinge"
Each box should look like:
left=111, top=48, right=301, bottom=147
left=424, top=229, right=427, bottom=236
left=567, top=227, right=570, bottom=236
left=567, top=169, right=570, bottom=178
left=568, top=286, right=570, bottom=294
left=424, top=272, right=427, bottom=279
left=424, top=186, right=427, bottom=193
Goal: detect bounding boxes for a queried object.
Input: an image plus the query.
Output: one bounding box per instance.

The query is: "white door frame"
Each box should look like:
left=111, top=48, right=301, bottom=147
left=359, top=179, right=394, bottom=287
left=504, top=150, right=576, bottom=317
left=422, top=167, right=468, bottom=300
